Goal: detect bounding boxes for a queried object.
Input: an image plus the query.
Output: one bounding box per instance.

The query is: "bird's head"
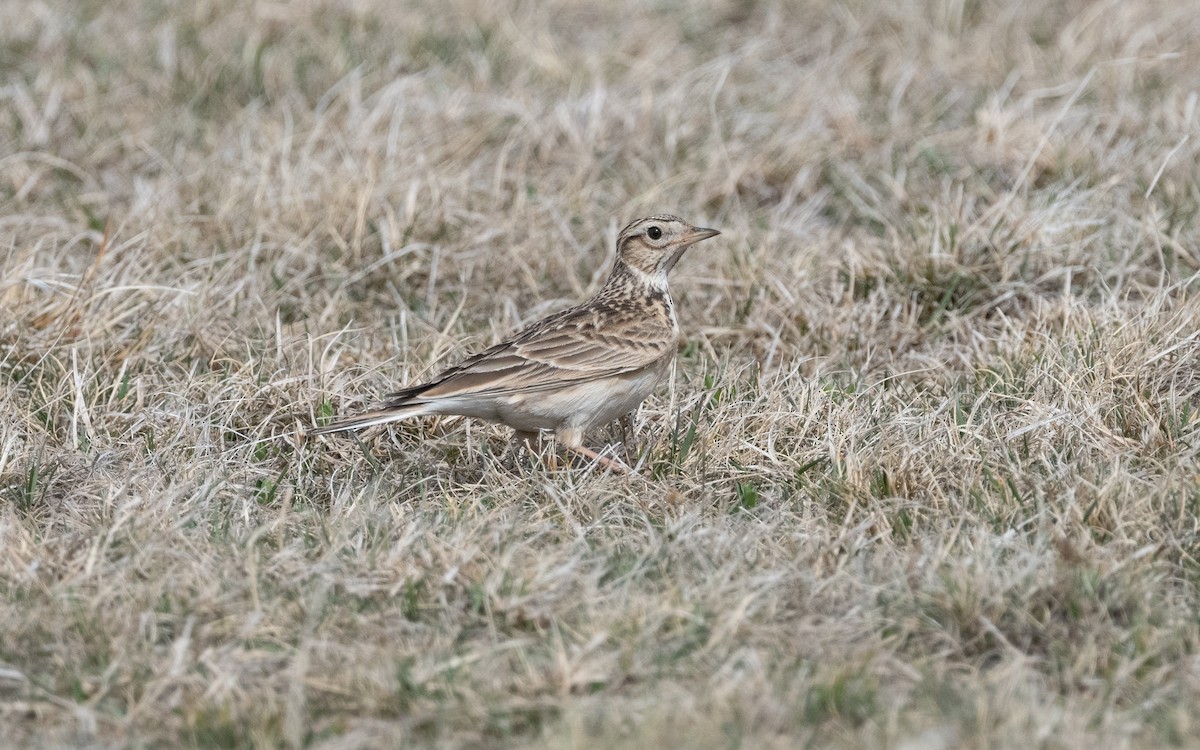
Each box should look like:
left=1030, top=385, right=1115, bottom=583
left=614, top=214, right=720, bottom=282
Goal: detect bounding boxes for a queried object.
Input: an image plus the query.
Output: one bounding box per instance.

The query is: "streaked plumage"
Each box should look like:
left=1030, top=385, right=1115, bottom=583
left=309, top=214, right=721, bottom=471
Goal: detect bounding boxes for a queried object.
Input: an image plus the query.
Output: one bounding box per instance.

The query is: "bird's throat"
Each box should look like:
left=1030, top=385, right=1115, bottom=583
left=607, top=259, right=670, bottom=295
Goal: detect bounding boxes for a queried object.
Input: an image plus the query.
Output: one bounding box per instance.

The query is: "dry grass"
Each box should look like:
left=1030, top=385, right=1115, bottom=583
left=3, top=0, right=1200, bottom=747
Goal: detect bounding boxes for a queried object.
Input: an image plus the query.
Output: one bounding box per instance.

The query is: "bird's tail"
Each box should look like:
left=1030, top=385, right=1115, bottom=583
left=306, top=403, right=430, bottom=436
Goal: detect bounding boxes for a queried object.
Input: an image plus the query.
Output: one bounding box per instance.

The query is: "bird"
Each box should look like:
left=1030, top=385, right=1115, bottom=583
left=308, top=214, right=721, bottom=472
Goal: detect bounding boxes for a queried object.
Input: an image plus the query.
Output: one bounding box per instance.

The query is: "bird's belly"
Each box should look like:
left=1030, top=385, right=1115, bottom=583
left=494, top=366, right=665, bottom=434
left=580, top=368, right=665, bottom=428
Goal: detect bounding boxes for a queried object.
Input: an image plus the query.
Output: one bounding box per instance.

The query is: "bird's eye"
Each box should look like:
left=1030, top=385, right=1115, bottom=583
left=647, top=226, right=662, bottom=240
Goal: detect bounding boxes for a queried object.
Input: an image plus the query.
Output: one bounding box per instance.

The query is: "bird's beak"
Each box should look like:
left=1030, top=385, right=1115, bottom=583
left=684, top=226, right=721, bottom=245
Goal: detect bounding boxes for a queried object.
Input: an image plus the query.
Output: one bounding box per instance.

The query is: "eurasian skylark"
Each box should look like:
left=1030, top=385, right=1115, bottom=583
left=309, top=214, right=721, bottom=471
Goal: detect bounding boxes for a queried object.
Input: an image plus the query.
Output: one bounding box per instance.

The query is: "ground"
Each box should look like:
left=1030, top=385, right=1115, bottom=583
left=2, top=0, right=1200, bottom=747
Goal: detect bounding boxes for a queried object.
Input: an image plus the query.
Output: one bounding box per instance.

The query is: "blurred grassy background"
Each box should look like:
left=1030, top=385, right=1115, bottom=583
left=2, top=0, right=1199, bottom=747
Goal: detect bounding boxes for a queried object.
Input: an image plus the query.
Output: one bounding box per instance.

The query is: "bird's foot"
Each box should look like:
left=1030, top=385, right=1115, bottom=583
left=517, top=430, right=639, bottom=477
left=567, top=444, right=639, bottom=476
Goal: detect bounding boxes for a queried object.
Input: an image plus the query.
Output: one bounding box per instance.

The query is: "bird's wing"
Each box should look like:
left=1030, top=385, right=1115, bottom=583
left=386, top=307, right=675, bottom=403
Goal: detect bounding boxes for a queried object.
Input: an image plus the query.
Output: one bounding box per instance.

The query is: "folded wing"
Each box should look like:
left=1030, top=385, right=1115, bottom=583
left=384, top=308, right=674, bottom=405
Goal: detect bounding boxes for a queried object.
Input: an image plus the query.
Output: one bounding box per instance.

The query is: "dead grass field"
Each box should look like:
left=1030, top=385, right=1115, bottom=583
left=3, top=0, right=1200, bottom=747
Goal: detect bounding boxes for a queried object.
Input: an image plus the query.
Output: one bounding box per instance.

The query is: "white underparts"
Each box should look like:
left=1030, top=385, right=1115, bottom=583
left=624, top=263, right=670, bottom=292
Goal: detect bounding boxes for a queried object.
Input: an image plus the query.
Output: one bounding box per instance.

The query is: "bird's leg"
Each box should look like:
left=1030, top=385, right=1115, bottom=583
left=513, top=430, right=539, bottom=452
left=555, top=426, right=633, bottom=473
left=617, top=412, right=637, bottom=465
left=566, top=444, right=634, bottom=474
left=514, top=429, right=559, bottom=471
